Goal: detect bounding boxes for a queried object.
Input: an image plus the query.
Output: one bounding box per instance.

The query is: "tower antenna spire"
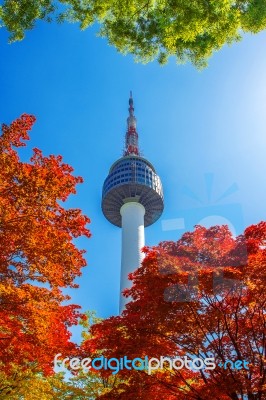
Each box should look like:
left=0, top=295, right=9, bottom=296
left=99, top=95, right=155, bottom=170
left=125, top=92, right=139, bottom=156
left=128, top=91, right=134, bottom=116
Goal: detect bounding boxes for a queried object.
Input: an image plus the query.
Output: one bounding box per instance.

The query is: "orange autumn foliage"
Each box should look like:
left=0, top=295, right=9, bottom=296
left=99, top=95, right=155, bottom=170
left=82, top=224, right=266, bottom=400
left=0, top=114, right=91, bottom=374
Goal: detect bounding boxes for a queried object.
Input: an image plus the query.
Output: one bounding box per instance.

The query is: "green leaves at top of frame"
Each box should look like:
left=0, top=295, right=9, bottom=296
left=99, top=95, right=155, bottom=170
left=0, top=0, right=266, bottom=67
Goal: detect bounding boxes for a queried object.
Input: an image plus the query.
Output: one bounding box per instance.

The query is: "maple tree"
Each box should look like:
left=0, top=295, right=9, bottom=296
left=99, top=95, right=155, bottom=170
left=1, top=0, right=266, bottom=67
left=81, top=224, right=266, bottom=399
left=67, top=311, right=124, bottom=399
left=0, top=114, right=91, bottom=393
left=0, top=368, right=87, bottom=399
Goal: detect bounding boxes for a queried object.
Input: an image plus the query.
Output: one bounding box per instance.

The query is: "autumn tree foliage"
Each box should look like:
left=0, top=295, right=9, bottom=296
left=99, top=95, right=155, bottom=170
left=1, top=0, right=266, bottom=67
left=0, top=370, right=87, bottom=400
left=81, top=224, right=266, bottom=400
left=0, top=114, right=90, bottom=394
left=66, top=311, right=124, bottom=399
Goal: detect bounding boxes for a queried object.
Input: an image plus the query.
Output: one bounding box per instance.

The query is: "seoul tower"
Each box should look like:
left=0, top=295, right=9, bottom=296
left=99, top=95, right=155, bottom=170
left=102, top=93, right=164, bottom=312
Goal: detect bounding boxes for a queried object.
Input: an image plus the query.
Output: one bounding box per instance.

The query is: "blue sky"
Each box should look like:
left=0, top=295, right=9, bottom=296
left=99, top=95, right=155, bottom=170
left=1, top=20, right=266, bottom=335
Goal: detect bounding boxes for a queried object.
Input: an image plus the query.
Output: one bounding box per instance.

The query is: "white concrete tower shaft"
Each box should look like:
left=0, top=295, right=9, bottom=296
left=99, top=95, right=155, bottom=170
left=120, top=202, right=145, bottom=312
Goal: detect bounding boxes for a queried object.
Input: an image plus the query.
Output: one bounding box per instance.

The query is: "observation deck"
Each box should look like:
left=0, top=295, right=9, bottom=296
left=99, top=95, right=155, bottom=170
left=102, top=155, right=164, bottom=227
